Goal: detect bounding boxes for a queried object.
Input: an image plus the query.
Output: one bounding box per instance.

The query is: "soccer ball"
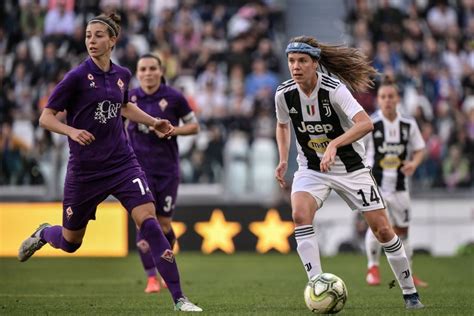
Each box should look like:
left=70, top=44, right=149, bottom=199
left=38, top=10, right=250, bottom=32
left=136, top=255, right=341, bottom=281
left=304, top=273, right=348, bottom=314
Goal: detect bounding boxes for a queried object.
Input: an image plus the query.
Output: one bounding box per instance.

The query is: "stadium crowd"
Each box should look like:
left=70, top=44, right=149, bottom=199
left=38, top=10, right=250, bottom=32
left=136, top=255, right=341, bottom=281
left=0, top=0, right=472, bottom=195
left=344, top=0, right=473, bottom=190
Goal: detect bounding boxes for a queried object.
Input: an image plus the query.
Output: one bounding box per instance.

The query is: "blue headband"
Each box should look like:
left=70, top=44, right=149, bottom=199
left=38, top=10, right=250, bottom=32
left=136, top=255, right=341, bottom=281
left=285, top=42, right=321, bottom=59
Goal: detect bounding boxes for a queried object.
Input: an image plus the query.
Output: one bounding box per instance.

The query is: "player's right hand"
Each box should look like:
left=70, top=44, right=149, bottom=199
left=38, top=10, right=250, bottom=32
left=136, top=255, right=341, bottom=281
left=275, top=161, right=288, bottom=188
left=153, top=118, right=175, bottom=138
left=69, top=128, right=95, bottom=145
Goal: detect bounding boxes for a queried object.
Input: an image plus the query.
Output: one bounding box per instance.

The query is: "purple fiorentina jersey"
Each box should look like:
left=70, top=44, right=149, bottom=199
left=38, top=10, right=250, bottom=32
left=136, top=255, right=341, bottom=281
left=46, top=57, right=140, bottom=181
left=127, top=84, right=192, bottom=176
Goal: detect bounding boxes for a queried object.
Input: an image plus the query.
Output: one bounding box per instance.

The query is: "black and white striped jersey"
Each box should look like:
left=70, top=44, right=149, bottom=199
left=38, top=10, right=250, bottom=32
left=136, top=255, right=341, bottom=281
left=365, top=111, right=425, bottom=192
left=275, top=72, right=366, bottom=173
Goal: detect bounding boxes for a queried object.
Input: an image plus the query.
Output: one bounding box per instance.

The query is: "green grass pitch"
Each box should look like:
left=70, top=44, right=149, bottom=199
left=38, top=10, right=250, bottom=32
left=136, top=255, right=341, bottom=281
left=1, top=253, right=473, bottom=315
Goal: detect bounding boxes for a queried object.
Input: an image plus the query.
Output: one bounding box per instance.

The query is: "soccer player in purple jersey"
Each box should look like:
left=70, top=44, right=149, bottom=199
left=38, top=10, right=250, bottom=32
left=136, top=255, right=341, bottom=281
left=17, top=13, right=202, bottom=312
left=127, top=54, right=199, bottom=293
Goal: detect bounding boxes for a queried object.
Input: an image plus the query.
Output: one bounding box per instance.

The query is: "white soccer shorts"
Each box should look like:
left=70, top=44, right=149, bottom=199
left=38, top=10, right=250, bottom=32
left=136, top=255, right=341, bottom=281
left=291, top=167, right=385, bottom=212
left=379, top=190, right=411, bottom=228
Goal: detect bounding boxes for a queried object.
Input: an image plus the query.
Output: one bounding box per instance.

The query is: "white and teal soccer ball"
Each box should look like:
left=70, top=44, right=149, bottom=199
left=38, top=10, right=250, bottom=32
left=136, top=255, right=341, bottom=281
left=304, top=273, right=348, bottom=314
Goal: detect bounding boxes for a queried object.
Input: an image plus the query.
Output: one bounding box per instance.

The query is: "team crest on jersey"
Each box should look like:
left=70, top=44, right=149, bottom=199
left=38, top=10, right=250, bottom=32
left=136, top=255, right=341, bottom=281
left=159, top=98, right=168, bottom=111
left=117, top=78, right=124, bottom=92
left=322, top=99, right=331, bottom=116
left=306, top=104, right=316, bottom=116
left=401, top=127, right=408, bottom=141
left=66, top=206, right=73, bottom=220
left=130, top=95, right=137, bottom=103
left=161, top=249, right=175, bottom=263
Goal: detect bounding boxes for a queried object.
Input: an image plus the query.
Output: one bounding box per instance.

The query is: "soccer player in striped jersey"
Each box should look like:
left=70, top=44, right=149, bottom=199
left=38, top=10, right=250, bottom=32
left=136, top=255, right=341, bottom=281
left=127, top=54, right=200, bottom=294
left=365, top=76, right=428, bottom=288
left=274, top=36, right=423, bottom=309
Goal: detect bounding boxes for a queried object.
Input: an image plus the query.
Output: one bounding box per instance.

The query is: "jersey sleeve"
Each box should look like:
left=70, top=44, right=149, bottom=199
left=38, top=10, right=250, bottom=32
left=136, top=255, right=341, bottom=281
left=331, top=84, right=364, bottom=120
left=46, top=70, right=78, bottom=112
left=275, top=91, right=290, bottom=124
left=123, top=69, right=132, bottom=104
left=409, top=120, right=425, bottom=151
left=176, top=93, right=193, bottom=119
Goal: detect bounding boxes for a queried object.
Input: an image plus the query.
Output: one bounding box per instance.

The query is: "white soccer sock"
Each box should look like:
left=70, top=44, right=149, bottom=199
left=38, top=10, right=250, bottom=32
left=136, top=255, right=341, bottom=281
left=400, top=235, right=413, bottom=267
left=295, top=225, right=322, bottom=280
left=365, top=228, right=381, bottom=268
left=381, top=235, right=416, bottom=295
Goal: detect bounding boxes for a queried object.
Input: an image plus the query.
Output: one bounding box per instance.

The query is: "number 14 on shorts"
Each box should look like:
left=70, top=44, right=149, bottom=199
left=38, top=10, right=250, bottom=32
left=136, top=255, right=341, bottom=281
left=357, top=186, right=380, bottom=207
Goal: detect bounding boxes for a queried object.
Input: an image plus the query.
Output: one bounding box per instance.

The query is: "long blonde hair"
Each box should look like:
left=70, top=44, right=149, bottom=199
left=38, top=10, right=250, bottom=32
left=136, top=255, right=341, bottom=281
left=288, top=35, right=378, bottom=92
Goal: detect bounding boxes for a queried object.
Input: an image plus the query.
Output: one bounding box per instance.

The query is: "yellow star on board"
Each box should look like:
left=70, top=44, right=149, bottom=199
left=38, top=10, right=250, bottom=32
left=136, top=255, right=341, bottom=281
left=194, top=209, right=241, bottom=254
left=171, top=221, right=186, bottom=253
left=249, top=209, right=294, bottom=253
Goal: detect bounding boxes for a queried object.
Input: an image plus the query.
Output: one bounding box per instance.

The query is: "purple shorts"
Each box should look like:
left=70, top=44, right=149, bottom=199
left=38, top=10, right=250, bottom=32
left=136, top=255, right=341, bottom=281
left=146, top=175, right=179, bottom=218
left=62, top=165, right=154, bottom=230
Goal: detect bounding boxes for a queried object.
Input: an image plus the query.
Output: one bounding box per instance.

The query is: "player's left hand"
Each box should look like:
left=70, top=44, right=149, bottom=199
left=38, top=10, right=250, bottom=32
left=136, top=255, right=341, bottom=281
left=152, top=119, right=175, bottom=138
left=401, top=160, right=416, bottom=176
left=320, top=143, right=337, bottom=172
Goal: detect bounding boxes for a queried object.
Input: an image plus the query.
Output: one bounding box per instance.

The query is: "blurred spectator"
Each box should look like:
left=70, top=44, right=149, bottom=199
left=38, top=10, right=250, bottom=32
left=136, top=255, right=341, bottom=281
left=252, top=37, right=280, bottom=73
left=373, top=41, right=401, bottom=73
left=119, top=42, right=140, bottom=74
left=35, top=41, right=68, bottom=84
left=44, top=0, right=76, bottom=43
left=20, top=1, right=44, bottom=37
left=442, top=144, right=471, bottom=189
left=427, top=0, right=458, bottom=38
left=414, top=122, right=443, bottom=188
left=196, top=60, right=227, bottom=94
left=226, top=36, right=252, bottom=75
left=195, top=79, right=227, bottom=122
left=201, top=21, right=227, bottom=55
left=11, top=62, right=34, bottom=121
left=0, top=66, right=15, bottom=123
left=0, top=119, right=31, bottom=185
left=244, top=58, right=279, bottom=98
left=370, top=0, right=404, bottom=42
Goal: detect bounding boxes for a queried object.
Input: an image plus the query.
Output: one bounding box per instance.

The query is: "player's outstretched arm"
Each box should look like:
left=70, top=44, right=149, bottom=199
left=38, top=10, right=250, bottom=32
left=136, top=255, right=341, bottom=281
left=172, top=113, right=200, bottom=136
left=39, top=108, right=95, bottom=145
left=122, top=102, right=174, bottom=137
left=320, top=111, right=373, bottom=172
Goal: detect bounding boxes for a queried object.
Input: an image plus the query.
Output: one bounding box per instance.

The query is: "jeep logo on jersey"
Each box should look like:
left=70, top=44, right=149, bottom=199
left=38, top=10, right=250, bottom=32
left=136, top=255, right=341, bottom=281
left=306, top=104, right=316, bottom=116
left=377, top=142, right=405, bottom=155
left=297, top=121, right=334, bottom=134
left=94, top=100, right=122, bottom=124
left=308, top=137, right=331, bottom=154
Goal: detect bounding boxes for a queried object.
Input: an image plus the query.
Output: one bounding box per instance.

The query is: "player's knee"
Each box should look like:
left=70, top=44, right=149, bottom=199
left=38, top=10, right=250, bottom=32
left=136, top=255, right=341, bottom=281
left=60, top=236, right=82, bottom=253
left=393, top=226, right=408, bottom=237
left=131, top=203, right=157, bottom=228
left=157, top=218, right=172, bottom=234
left=292, top=210, right=312, bottom=226
left=372, top=225, right=393, bottom=242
